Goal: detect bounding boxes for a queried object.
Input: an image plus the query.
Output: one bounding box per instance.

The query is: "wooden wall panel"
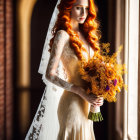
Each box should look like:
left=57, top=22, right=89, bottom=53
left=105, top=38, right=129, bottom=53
left=0, top=0, right=13, bottom=139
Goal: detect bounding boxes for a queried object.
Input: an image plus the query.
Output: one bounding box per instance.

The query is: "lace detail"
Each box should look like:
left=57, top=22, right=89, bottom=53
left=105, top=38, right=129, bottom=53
left=62, top=42, right=78, bottom=60
left=26, top=87, right=47, bottom=140
left=46, top=30, right=74, bottom=91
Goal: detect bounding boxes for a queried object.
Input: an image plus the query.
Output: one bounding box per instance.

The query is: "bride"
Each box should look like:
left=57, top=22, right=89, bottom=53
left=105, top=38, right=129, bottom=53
left=25, top=0, right=104, bottom=139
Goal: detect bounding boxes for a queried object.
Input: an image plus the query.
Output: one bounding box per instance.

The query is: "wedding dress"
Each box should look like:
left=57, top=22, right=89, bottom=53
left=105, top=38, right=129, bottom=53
left=55, top=30, right=95, bottom=140
left=25, top=29, right=96, bottom=140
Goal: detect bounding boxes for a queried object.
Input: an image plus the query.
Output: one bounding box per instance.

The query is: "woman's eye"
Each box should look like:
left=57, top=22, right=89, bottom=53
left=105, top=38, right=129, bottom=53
left=76, top=7, right=80, bottom=10
left=76, top=7, right=89, bottom=11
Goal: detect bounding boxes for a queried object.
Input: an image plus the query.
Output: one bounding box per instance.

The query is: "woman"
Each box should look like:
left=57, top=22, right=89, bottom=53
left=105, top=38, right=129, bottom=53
left=25, top=0, right=103, bottom=139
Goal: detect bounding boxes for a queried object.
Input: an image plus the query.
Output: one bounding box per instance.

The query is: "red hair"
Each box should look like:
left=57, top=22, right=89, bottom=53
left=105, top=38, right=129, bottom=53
left=49, top=0, right=101, bottom=60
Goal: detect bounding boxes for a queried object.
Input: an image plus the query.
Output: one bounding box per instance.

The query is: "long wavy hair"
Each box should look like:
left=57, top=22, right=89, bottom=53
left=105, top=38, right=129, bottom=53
left=49, top=0, right=101, bottom=60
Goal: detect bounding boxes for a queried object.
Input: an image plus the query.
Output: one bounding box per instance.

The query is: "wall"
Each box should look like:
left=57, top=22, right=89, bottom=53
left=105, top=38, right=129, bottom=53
left=0, top=0, right=13, bottom=139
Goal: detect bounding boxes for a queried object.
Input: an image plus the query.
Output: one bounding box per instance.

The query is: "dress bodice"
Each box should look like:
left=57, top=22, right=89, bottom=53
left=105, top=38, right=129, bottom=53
left=61, top=33, right=94, bottom=87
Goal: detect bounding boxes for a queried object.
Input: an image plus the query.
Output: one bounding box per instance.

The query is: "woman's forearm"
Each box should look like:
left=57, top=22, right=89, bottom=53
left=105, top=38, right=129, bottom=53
left=46, top=73, right=74, bottom=92
left=46, top=73, right=87, bottom=99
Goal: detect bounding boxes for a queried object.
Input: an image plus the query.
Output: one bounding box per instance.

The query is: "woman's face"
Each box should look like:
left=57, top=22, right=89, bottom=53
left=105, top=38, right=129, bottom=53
left=71, top=0, right=89, bottom=24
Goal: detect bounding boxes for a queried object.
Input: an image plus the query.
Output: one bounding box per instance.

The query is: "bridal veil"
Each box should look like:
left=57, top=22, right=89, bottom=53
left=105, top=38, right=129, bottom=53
left=25, top=0, right=67, bottom=139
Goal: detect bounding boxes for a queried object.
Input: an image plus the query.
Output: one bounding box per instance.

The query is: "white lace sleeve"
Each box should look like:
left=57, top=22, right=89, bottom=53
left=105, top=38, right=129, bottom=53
left=46, top=30, right=73, bottom=91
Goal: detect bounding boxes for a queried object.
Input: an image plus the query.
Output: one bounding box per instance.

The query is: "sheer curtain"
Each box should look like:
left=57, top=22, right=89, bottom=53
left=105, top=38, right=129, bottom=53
left=114, top=0, right=139, bottom=139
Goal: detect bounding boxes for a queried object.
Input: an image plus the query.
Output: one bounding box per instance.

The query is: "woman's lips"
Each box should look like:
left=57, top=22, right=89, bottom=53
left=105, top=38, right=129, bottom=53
left=79, top=17, right=85, bottom=20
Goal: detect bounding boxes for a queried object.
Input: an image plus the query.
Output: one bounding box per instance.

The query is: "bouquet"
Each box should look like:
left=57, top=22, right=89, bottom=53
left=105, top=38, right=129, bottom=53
left=79, top=43, right=127, bottom=122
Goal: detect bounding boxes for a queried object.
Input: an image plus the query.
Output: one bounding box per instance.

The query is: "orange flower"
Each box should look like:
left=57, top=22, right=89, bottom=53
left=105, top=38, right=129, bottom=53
left=79, top=45, right=126, bottom=102
left=105, top=67, right=116, bottom=79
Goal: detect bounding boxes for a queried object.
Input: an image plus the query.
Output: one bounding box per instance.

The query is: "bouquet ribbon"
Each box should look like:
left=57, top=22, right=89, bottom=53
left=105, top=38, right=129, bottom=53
left=88, top=104, right=103, bottom=122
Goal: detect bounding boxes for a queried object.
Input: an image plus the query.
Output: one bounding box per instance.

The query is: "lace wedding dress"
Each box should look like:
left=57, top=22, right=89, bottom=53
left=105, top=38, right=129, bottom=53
left=25, top=30, right=95, bottom=140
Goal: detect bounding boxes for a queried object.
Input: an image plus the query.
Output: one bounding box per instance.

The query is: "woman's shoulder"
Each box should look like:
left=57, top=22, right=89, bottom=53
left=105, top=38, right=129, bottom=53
left=56, top=30, right=70, bottom=39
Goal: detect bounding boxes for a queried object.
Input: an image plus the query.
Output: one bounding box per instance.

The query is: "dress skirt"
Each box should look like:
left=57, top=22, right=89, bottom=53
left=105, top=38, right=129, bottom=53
left=57, top=90, right=95, bottom=140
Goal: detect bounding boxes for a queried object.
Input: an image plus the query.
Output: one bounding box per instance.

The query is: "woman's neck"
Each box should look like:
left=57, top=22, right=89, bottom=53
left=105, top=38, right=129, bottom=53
left=70, top=19, right=80, bottom=33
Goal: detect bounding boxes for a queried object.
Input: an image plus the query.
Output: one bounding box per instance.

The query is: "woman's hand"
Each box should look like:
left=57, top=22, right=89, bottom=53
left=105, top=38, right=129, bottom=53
left=85, top=94, right=104, bottom=107
left=71, top=85, right=104, bottom=106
